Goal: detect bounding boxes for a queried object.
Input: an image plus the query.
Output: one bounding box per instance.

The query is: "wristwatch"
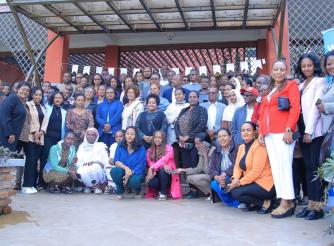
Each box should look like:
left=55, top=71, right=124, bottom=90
left=285, top=128, right=292, bottom=133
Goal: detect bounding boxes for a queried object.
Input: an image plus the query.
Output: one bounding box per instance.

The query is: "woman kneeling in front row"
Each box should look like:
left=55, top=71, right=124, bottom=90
left=209, top=128, right=239, bottom=207
left=110, top=126, right=146, bottom=199
left=145, top=130, right=181, bottom=200
left=43, top=131, right=78, bottom=193
left=226, top=122, right=276, bottom=214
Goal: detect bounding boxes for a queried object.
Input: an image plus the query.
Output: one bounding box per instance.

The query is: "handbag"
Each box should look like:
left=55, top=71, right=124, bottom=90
left=277, top=96, right=290, bottom=111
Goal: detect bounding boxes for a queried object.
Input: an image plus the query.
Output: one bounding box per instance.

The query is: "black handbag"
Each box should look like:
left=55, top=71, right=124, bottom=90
left=277, top=96, right=290, bottom=111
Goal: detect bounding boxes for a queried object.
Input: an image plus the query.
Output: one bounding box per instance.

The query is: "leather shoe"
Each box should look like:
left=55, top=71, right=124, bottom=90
left=296, top=207, right=310, bottom=218
left=305, top=210, right=324, bottom=220
left=243, top=204, right=261, bottom=212
left=257, top=206, right=272, bottom=214
left=271, top=206, right=295, bottom=219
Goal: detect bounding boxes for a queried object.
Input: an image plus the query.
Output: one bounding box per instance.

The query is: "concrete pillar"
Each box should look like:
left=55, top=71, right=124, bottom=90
left=44, top=31, right=69, bottom=83
left=265, top=5, right=290, bottom=74
left=256, top=39, right=269, bottom=75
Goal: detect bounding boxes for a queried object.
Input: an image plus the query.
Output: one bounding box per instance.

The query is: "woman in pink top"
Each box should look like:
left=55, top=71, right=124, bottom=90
left=145, top=130, right=181, bottom=200
left=294, top=53, right=326, bottom=220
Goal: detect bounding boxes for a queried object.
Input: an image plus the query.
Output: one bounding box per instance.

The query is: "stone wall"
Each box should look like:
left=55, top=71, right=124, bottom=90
left=0, top=167, right=16, bottom=215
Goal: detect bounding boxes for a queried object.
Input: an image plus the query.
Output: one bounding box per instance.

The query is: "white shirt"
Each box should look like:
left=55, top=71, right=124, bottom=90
left=208, top=102, right=217, bottom=130
left=171, top=88, right=176, bottom=103
left=160, top=79, right=169, bottom=86
left=246, top=105, right=254, bottom=122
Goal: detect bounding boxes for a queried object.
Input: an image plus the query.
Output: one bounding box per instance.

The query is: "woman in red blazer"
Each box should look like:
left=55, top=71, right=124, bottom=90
left=258, top=60, right=301, bottom=219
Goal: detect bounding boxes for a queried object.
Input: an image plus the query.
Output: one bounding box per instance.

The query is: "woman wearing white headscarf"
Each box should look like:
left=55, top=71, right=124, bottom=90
left=76, top=128, right=109, bottom=194
left=222, top=89, right=245, bottom=130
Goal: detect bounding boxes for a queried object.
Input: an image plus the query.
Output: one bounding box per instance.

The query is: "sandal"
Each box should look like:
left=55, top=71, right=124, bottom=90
left=61, top=187, right=73, bottom=194
left=48, top=185, right=60, bottom=194
left=271, top=206, right=295, bottom=219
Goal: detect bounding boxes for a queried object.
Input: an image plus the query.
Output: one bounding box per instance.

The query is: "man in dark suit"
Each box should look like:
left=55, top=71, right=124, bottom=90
left=162, top=74, right=190, bottom=103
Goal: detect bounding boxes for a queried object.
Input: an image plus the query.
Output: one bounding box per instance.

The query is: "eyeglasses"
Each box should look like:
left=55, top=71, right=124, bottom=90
left=243, top=94, right=254, bottom=97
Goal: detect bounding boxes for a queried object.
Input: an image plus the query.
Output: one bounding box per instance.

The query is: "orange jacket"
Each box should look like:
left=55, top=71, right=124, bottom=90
left=259, top=80, right=301, bottom=135
left=233, top=139, right=274, bottom=192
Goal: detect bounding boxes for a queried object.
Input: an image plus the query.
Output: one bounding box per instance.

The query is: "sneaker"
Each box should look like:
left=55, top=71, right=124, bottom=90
left=83, top=187, right=91, bottom=193
left=158, top=193, right=167, bottom=201
left=21, top=187, right=37, bottom=194
left=135, top=194, right=143, bottom=199
left=185, top=190, right=199, bottom=199
left=31, top=187, right=38, bottom=193
left=94, top=188, right=103, bottom=194
left=116, top=194, right=123, bottom=200
left=237, top=203, right=247, bottom=209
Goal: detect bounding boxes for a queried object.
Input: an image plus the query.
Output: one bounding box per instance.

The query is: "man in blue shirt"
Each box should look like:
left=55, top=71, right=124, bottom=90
left=162, top=74, right=190, bottom=103
left=198, top=76, right=210, bottom=103
left=149, top=83, right=169, bottom=111
left=183, top=69, right=201, bottom=92
left=139, top=67, right=152, bottom=101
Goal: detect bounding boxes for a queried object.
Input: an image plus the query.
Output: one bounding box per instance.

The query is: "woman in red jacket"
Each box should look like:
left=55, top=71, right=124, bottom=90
left=258, top=60, right=301, bottom=219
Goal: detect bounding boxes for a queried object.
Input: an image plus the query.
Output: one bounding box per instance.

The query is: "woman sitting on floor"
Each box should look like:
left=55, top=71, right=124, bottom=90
left=145, top=130, right=181, bottom=200
left=209, top=128, right=239, bottom=207
left=76, top=128, right=109, bottom=194
left=225, top=122, right=275, bottom=214
left=43, top=131, right=78, bottom=193
left=176, top=133, right=214, bottom=199
left=110, top=126, right=146, bottom=199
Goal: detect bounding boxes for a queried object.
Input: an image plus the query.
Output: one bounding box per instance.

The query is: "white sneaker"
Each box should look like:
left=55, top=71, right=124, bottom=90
left=83, top=187, right=91, bottom=193
left=238, top=203, right=247, bottom=209
left=94, top=188, right=103, bottom=194
left=31, top=187, right=38, bottom=193
left=158, top=193, right=167, bottom=201
left=21, top=187, right=37, bottom=194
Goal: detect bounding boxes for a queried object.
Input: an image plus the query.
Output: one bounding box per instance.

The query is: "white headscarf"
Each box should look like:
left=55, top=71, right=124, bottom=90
left=76, top=128, right=109, bottom=167
left=222, top=89, right=245, bottom=121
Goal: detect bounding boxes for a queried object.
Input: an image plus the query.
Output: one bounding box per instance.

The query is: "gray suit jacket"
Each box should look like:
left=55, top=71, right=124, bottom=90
left=322, top=84, right=334, bottom=133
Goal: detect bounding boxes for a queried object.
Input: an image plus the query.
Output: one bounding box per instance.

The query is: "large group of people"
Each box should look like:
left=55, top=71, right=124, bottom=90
left=1, top=50, right=334, bottom=221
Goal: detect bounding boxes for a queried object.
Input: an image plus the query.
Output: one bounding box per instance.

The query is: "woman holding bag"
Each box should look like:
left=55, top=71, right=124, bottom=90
left=258, top=60, right=301, bottom=218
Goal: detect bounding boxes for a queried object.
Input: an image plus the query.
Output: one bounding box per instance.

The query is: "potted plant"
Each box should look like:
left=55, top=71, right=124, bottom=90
left=0, top=146, right=24, bottom=215
left=316, top=152, right=334, bottom=235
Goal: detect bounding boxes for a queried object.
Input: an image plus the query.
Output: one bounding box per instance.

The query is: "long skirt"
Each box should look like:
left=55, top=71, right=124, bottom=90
left=77, top=162, right=107, bottom=189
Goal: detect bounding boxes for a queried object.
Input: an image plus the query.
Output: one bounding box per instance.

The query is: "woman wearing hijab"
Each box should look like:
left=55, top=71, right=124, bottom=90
left=222, top=89, right=245, bottom=130
left=76, top=128, right=109, bottom=194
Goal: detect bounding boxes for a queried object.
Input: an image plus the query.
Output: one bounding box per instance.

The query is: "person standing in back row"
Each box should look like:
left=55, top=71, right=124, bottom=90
left=259, top=60, right=301, bottom=219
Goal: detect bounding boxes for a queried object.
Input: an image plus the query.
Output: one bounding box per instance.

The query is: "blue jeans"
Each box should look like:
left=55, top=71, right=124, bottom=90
left=211, top=179, right=239, bottom=207
left=110, top=167, right=144, bottom=195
